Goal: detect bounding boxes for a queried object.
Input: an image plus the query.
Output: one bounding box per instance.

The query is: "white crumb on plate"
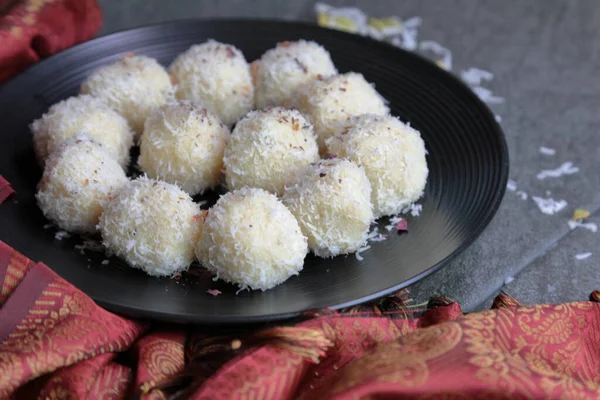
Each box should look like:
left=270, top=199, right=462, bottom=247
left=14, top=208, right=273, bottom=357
left=539, top=146, right=556, bottom=156
left=54, top=230, right=70, bottom=240
left=506, top=179, right=517, bottom=191
left=575, top=252, right=592, bottom=260
left=532, top=196, right=567, bottom=215
left=504, top=276, right=514, bottom=285
left=568, top=220, right=598, bottom=233
left=355, top=244, right=371, bottom=261
left=536, top=162, right=579, bottom=180
left=366, top=227, right=388, bottom=242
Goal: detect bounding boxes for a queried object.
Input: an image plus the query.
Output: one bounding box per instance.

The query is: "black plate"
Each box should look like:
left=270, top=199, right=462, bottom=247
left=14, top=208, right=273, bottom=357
left=0, top=20, right=508, bottom=324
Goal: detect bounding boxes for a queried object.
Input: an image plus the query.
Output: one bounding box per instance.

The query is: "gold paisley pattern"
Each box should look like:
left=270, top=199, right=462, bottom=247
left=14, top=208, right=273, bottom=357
left=0, top=264, right=146, bottom=398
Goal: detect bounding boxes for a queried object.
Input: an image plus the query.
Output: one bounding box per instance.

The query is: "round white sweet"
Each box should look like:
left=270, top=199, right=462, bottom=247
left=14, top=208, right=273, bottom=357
left=80, top=54, right=173, bottom=137
left=223, top=107, right=319, bottom=196
left=99, top=176, right=203, bottom=277
left=195, top=187, right=308, bottom=291
left=282, top=158, right=374, bottom=257
left=254, top=40, right=337, bottom=109
left=31, top=95, right=134, bottom=168
left=326, top=114, right=428, bottom=217
left=169, top=40, right=254, bottom=126
left=36, top=135, right=128, bottom=233
left=294, top=72, right=389, bottom=152
left=138, top=101, right=230, bottom=195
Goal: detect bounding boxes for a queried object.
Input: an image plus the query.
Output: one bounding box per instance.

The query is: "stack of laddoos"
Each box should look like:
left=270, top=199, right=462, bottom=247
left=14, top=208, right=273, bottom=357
left=30, top=39, right=428, bottom=292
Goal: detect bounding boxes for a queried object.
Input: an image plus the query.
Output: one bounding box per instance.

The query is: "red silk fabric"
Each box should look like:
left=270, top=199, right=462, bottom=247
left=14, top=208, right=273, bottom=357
left=0, top=0, right=102, bottom=83
left=1, top=238, right=600, bottom=399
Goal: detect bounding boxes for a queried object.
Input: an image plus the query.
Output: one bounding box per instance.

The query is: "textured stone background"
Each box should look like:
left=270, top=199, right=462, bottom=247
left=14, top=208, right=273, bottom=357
left=97, top=0, right=600, bottom=310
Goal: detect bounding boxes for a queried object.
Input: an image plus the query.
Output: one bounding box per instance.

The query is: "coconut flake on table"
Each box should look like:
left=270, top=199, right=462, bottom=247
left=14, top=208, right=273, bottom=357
left=539, top=146, right=556, bottom=156
left=504, top=276, right=514, bottom=285
left=567, top=220, right=598, bottom=233
left=460, top=68, right=505, bottom=104
left=419, top=40, right=452, bottom=70
left=506, top=179, right=517, bottom=191
left=207, top=289, right=222, bottom=296
left=495, top=115, right=502, bottom=123
left=516, top=191, right=528, bottom=201
left=101, top=260, right=110, bottom=265
left=536, top=162, right=579, bottom=180
left=575, top=252, right=592, bottom=261
left=532, top=196, right=567, bottom=215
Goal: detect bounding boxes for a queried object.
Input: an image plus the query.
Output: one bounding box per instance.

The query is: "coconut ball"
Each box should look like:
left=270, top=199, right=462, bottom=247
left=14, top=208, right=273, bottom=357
left=80, top=54, right=173, bottom=137
left=294, top=72, right=389, bottom=152
left=253, top=40, right=337, bottom=109
left=282, top=158, right=374, bottom=257
left=223, top=107, right=319, bottom=196
left=138, top=101, right=230, bottom=195
left=326, top=114, right=428, bottom=217
left=31, top=95, right=134, bottom=168
left=196, top=187, right=308, bottom=291
left=36, top=135, right=128, bottom=233
left=98, top=176, right=203, bottom=277
left=169, top=40, right=254, bottom=126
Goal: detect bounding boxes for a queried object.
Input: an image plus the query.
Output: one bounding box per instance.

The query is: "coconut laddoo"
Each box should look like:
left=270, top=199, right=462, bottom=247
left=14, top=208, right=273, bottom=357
left=196, top=187, right=308, bottom=291
left=169, top=40, right=254, bottom=126
left=36, top=135, right=128, bottom=234
left=138, top=101, right=230, bottom=195
left=98, top=176, right=203, bottom=277
left=253, top=40, right=337, bottom=109
left=80, top=54, right=173, bottom=137
left=223, top=107, right=319, bottom=196
left=293, top=72, right=389, bottom=153
left=282, top=158, right=374, bottom=258
left=326, top=114, right=428, bottom=217
left=31, top=95, right=134, bottom=168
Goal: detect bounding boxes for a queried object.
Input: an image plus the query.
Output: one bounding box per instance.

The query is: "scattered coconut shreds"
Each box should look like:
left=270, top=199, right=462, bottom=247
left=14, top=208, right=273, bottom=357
left=355, top=244, right=371, bottom=261
left=54, top=231, right=70, bottom=240
left=571, top=208, right=590, bottom=221
left=495, top=115, right=502, bottom=123
left=536, top=162, right=579, bottom=180
left=516, top=191, right=528, bottom=200
left=504, top=276, right=514, bottom=285
left=575, top=252, right=592, bottom=261
left=406, top=203, right=422, bottom=216
left=419, top=40, right=452, bottom=70
left=207, top=289, right=222, bottom=296
left=74, top=239, right=105, bottom=254
left=366, top=227, right=388, bottom=242
left=101, top=260, right=109, bottom=265
left=43, top=223, right=53, bottom=230
left=568, top=220, right=598, bottom=233
left=539, top=146, right=556, bottom=156
left=171, top=272, right=182, bottom=280
left=506, top=179, right=517, bottom=191
left=532, top=196, right=567, bottom=215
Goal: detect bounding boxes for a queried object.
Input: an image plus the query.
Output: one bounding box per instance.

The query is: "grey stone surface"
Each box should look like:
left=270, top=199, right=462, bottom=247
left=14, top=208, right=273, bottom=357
left=503, top=211, right=600, bottom=306
left=96, top=0, right=600, bottom=311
